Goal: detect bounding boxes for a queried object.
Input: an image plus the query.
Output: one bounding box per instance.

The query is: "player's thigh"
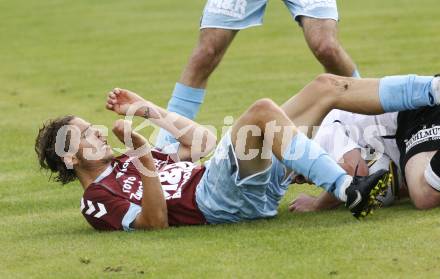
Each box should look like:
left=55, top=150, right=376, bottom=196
left=230, top=106, right=272, bottom=178
left=280, top=75, right=382, bottom=130
left=287, top=75, right=381, bottom=116
left=198, top=28, right=238, bottom=53
left=405, top=151, right=440, bottom=209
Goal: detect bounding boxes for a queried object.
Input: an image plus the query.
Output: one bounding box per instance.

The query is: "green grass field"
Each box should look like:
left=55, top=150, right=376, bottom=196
left=2, top=0, right=440, bottom=278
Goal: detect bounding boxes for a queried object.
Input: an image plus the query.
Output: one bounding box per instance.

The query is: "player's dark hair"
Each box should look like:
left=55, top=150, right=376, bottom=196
left=35, top=115, right=77, bottom=185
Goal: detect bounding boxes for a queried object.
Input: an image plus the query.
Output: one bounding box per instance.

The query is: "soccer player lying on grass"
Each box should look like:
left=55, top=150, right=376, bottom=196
left=290, top=106, right=440, bottom=212
left=35, top=74, right=440, bottom=231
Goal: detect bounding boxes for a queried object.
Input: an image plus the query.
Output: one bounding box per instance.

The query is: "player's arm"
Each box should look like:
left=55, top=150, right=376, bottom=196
left=106, top=88, right=216, bottom=162
left=289, top=191, right=341, bottom=212
left=113, top=120, right=168, bottom=230
left=290, top=149, right=368, bottom=212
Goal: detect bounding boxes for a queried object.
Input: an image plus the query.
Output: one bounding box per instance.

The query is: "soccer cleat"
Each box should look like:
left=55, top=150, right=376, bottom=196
left=345, top=169, right=391, bottom=219
left=376, top=160, right=402, bottom=206
left=368, top=155, right=402, bottom=207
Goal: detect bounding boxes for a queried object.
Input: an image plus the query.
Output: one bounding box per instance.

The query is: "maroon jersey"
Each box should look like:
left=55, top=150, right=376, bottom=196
left=80, top=149, right=207, bottom=231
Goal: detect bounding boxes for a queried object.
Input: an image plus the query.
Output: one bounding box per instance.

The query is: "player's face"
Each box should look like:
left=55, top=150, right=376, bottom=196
left=69, top=117, right=114, bottom=165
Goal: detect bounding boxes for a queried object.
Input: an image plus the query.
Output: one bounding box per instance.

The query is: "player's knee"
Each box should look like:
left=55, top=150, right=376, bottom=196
left=412, top=194, right=439, bottom=210
left=193, top=44, right=222, bottom=67
left=314, top=73, right=336, bottom=85
left=251, top=98, right=279, bottom=112
left=248, top=98, right=280, bottom=121
left=311, top=38, right=340, bottom=62
left=409, top=182, right=440, bottom=210
left=311, top=74, right=339, bottom=97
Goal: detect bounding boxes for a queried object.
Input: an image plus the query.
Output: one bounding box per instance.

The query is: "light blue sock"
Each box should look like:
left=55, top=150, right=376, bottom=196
left=379, top=75, right=435, bottom=112
left=166, top=83, right=206, bottom=119
left=282, top=133, right=351, bottom=200
left=155, top=83, right=206, bottom=148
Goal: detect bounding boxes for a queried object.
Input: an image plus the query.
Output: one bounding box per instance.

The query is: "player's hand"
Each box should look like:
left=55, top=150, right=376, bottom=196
left=106, top=88, right=147, bottom=116
left=112, top=119, right=147, bottom=149
left=288, top=193, right=319, bottom=213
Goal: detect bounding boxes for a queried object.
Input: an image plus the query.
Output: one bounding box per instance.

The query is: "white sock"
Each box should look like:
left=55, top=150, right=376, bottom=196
left=336, top=176, right=353, bottom=202
left=424, top=164, right=440, bottom=192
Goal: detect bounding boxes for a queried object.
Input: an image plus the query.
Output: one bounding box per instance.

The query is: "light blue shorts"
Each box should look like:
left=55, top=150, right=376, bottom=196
left=195, top=131, right=294, bottom=224
left=200, top=0, right=339, bottom=30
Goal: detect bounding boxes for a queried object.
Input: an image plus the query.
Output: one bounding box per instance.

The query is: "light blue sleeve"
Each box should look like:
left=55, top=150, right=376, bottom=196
left=121, top=202, right=142, bottom=232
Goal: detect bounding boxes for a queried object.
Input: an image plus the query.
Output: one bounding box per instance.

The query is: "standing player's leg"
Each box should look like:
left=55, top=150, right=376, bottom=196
left=156, top=0, right=268, bottom=147
left=301, top=18, right=358, bottom=77
left=156, top=28, right=237, bottom=146
left=284, top=0, right=360, bottom=78
left=179, top=29, right=237, bottom=90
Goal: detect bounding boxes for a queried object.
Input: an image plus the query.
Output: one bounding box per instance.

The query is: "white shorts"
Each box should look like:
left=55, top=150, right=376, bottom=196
left=313, top=109, right=400, bottom=167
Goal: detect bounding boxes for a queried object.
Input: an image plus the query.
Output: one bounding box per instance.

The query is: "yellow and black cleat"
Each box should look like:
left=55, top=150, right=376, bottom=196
left=345, top=169, right=391, bottom=219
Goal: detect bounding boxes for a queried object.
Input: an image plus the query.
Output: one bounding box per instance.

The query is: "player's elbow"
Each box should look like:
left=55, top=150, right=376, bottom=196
left=151, top=220, right=169, bottom=230
left=149, top=212, right=169, bottom=229
left=152, top=212, right=169, bottom=229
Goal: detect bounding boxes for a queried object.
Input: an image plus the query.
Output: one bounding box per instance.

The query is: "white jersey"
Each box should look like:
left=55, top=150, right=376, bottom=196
left=313, top=109, right=400, bottom=167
